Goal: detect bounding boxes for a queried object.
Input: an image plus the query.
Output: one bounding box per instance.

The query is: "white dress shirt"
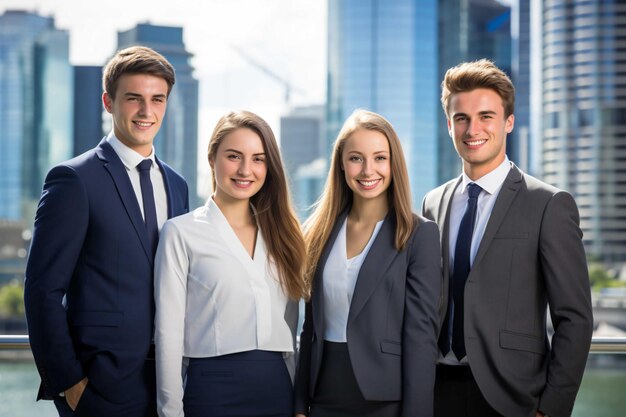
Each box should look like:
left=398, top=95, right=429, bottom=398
left=106, top=132, right=168, bottom=229
left=322, top=217, right=384, bottom=342
left=440, top=157, right=511, bottom=365
left=154, top=197, right=296, bottom=417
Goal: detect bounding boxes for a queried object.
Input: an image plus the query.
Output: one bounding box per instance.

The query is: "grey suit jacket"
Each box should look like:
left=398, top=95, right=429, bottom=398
left=421, top=164, right=593, bottom=417
left=294, top=211, right=442, bottom=417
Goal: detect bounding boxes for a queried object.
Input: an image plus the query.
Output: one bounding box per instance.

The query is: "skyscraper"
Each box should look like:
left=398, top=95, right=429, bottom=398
left=117, top=23, right=200, bottom=205
left=73, top=65, right=104, bottom=156
left=437, top=0, right=512, bottom=182
left=0, top=10, right=73, bottom=222
left=327, top=0, right=439, bottom=205
left=280, top=105, right=325, bottom=218
left=536, top=0, right=626, bottom=263
left=326, top=0, right=511, bottom=205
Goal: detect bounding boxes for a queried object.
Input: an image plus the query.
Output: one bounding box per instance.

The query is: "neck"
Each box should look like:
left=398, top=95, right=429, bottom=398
left=349, top=194, right=389, bottom=224
left=463, top=156, right=505, bottom=181
left=213, top=193, right=254, bottom=228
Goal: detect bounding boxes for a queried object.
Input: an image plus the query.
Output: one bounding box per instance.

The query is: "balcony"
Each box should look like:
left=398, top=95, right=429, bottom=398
left=1, top=336, right=625, bottom=416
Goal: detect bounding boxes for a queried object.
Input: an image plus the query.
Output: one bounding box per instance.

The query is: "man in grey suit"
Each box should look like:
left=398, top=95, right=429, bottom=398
left=422, top=59, right=593, bottom=417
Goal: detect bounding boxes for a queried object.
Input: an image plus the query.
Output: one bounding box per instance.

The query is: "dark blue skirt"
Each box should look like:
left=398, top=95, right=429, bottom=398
left=183, top=350, right=293, bottom=417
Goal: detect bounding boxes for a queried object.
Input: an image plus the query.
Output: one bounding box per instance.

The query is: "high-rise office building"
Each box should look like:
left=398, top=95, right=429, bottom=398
left=327, top=0, right=511, bottom=205
left=437, top=0, right=512, bottom=182
left=74, top=65, right=104, bottom=156
left=280, top=105, right=325, bottom=218
left=536, top=0, right=626, bottom=263
left=280, top=105, right=325, bottom=176
left=0, top=10, right=73, bottom=222
left=327, top=0, right=439, bottom=205
left=117, top=23, right=200, bottom=205
left=511, top=0, right=533, bottom=173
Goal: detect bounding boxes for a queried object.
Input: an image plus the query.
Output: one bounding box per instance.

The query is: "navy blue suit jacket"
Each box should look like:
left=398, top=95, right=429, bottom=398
left=25, top=138, right=189, bottom=404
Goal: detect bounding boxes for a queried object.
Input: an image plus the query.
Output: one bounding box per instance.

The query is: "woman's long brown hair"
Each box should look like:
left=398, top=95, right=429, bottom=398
left=208, top=111, right=308, bottom=300
left=303, top=109, right=416, bottom=283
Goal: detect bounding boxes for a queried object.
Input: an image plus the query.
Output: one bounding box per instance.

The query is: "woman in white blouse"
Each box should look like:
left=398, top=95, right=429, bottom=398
left=294, top=110, right=442, bottom=417
left=154, top=111, right=307, bottom=417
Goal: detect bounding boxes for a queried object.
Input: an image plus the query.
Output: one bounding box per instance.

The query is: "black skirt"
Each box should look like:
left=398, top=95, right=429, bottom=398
left=310, top=341, right=400, bottom=417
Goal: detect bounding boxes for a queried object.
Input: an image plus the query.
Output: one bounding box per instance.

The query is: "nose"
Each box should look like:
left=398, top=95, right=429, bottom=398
left=138, top=100, right=151, bottom=117
left=361, top=159, right=374, bottom=177
left=237, top=159, right=251, bottom=177
left=466, top=119, right=481, bottom=137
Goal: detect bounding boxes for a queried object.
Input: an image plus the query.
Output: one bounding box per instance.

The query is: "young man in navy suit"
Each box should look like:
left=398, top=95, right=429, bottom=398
left=422, top=60, right=593, bottom=417
left=25, top=46, right=189, bottom=417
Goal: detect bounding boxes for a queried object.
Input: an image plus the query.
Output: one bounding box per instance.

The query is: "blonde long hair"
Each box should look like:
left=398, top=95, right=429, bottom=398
left=304, top=109, right=416, bottom=283
left=208, top=111, right=308, bottom=300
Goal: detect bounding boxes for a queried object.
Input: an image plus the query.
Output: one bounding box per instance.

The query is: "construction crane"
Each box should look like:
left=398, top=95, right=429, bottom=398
left=230, top=44, right=306, bottom=107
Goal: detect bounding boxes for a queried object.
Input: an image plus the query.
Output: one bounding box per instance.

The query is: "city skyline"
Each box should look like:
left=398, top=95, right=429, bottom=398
left=0, top=0, right=327, bottom=197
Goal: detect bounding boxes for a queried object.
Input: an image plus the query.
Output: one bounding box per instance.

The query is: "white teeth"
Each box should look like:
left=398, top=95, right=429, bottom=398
left=358, top=179, right=379, bottom=187
left=135, top=121, right=151, bottom=127
left=235, top=180, right=251, bottom=185
left=466, top=139, right=486, bottom=146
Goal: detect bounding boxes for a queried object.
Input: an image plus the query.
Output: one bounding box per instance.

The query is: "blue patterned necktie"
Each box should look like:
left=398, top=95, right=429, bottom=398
left=137, top=159, right=158, bottom=257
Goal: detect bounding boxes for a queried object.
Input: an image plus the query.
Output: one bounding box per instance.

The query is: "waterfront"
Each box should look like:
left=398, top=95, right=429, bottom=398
left=1, top=358, right=625, bottom=416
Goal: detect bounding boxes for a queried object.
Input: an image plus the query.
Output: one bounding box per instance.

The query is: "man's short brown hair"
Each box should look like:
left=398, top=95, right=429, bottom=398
left=441, top=59, right=515, bottom=118
left=103, top=46, right=175, bottom=99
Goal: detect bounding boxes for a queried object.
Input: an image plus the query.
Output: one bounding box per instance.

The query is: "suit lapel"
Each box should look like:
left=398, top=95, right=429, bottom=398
left=440, top=178, right=462, bottom=281
left=312, top=211, right=348, bottom=338
left=155, top=156, right=175, bottom=218
left=348, top=212, right=399, bottom=322
left=95, top=139, right=153, bottom=263
left=472, top=164, right=524, bottom=270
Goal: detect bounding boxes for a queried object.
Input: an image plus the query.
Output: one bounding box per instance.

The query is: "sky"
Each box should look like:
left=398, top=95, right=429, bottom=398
left=0, top=0, right=327, bottom=196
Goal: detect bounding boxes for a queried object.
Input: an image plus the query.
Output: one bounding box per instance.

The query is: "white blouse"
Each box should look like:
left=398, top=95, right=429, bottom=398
left=322, top=218, right=384, bottom=342
left=154, top=198, right=297, bottom=417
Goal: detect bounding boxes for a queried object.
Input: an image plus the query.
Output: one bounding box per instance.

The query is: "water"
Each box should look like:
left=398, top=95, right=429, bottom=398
left=1, top=359, right=625, bottom=416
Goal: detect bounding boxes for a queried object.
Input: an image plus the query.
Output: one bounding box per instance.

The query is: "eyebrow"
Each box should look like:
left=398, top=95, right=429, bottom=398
left=223, top=148, right=266, bottom=156
left=123, top=92, right=167, bottom=99
left=346, top=150, right=390, bottom=155
left=453, top=110, right=497, bottom=118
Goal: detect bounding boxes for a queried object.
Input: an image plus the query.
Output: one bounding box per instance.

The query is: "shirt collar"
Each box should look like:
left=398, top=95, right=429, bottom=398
left=461, top=156, right=511, bottom=195
left=106, top=131, right=156, bottom=170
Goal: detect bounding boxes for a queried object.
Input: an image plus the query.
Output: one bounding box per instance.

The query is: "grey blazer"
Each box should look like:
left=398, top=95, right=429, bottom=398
left=294, top=210, right=442, bottom=417
left=421, top=164, right=593, bottom=417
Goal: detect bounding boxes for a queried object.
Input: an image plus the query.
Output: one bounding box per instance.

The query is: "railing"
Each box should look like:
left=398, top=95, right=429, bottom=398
left=2, top=335, right=626, bottom=352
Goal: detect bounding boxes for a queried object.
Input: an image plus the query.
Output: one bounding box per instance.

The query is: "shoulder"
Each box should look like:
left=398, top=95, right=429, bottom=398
left=519, top=171, right=575, bottom=206
left=422, top=177, right=458, bottom=212
left=408, top=214, right=440, bottom=246
left=159, top=159, right=187, bottom=186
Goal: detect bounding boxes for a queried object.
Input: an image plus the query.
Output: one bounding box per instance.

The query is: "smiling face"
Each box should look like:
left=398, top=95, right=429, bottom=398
left=447, top=88, right=514, bottom=180
left=341, top=128, right=392, bottom=204
left=210, top=128, right=267, bottom=205
left=103, top=73, right=168, bottom=157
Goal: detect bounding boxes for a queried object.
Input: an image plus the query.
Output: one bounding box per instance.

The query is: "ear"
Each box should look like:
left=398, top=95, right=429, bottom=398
left=447, top=118, right=453, bottom=138
left=505, top=114, right=515, bottom=134
left=102, top=92, right=113, bottom=113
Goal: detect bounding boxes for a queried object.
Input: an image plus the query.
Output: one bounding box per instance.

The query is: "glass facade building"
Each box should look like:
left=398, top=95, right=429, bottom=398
left=117, top=24, right=200, bottom=205
left=280, top=105, right=325, bottom=218
left=0, top=11, right=72, bottom=222
left=537, top=0, right=626, bottom=263
left=73, top=66, right=104, bottom=156
left=327, top=0, right=439, bottom=205
left=327, top=0, right=511, bottom=205
left=437, top=0, right=512, bottom=182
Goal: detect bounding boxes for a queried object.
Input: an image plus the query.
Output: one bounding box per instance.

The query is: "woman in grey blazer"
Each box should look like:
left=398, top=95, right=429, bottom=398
left=294, top=110, right=442, bottom=417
